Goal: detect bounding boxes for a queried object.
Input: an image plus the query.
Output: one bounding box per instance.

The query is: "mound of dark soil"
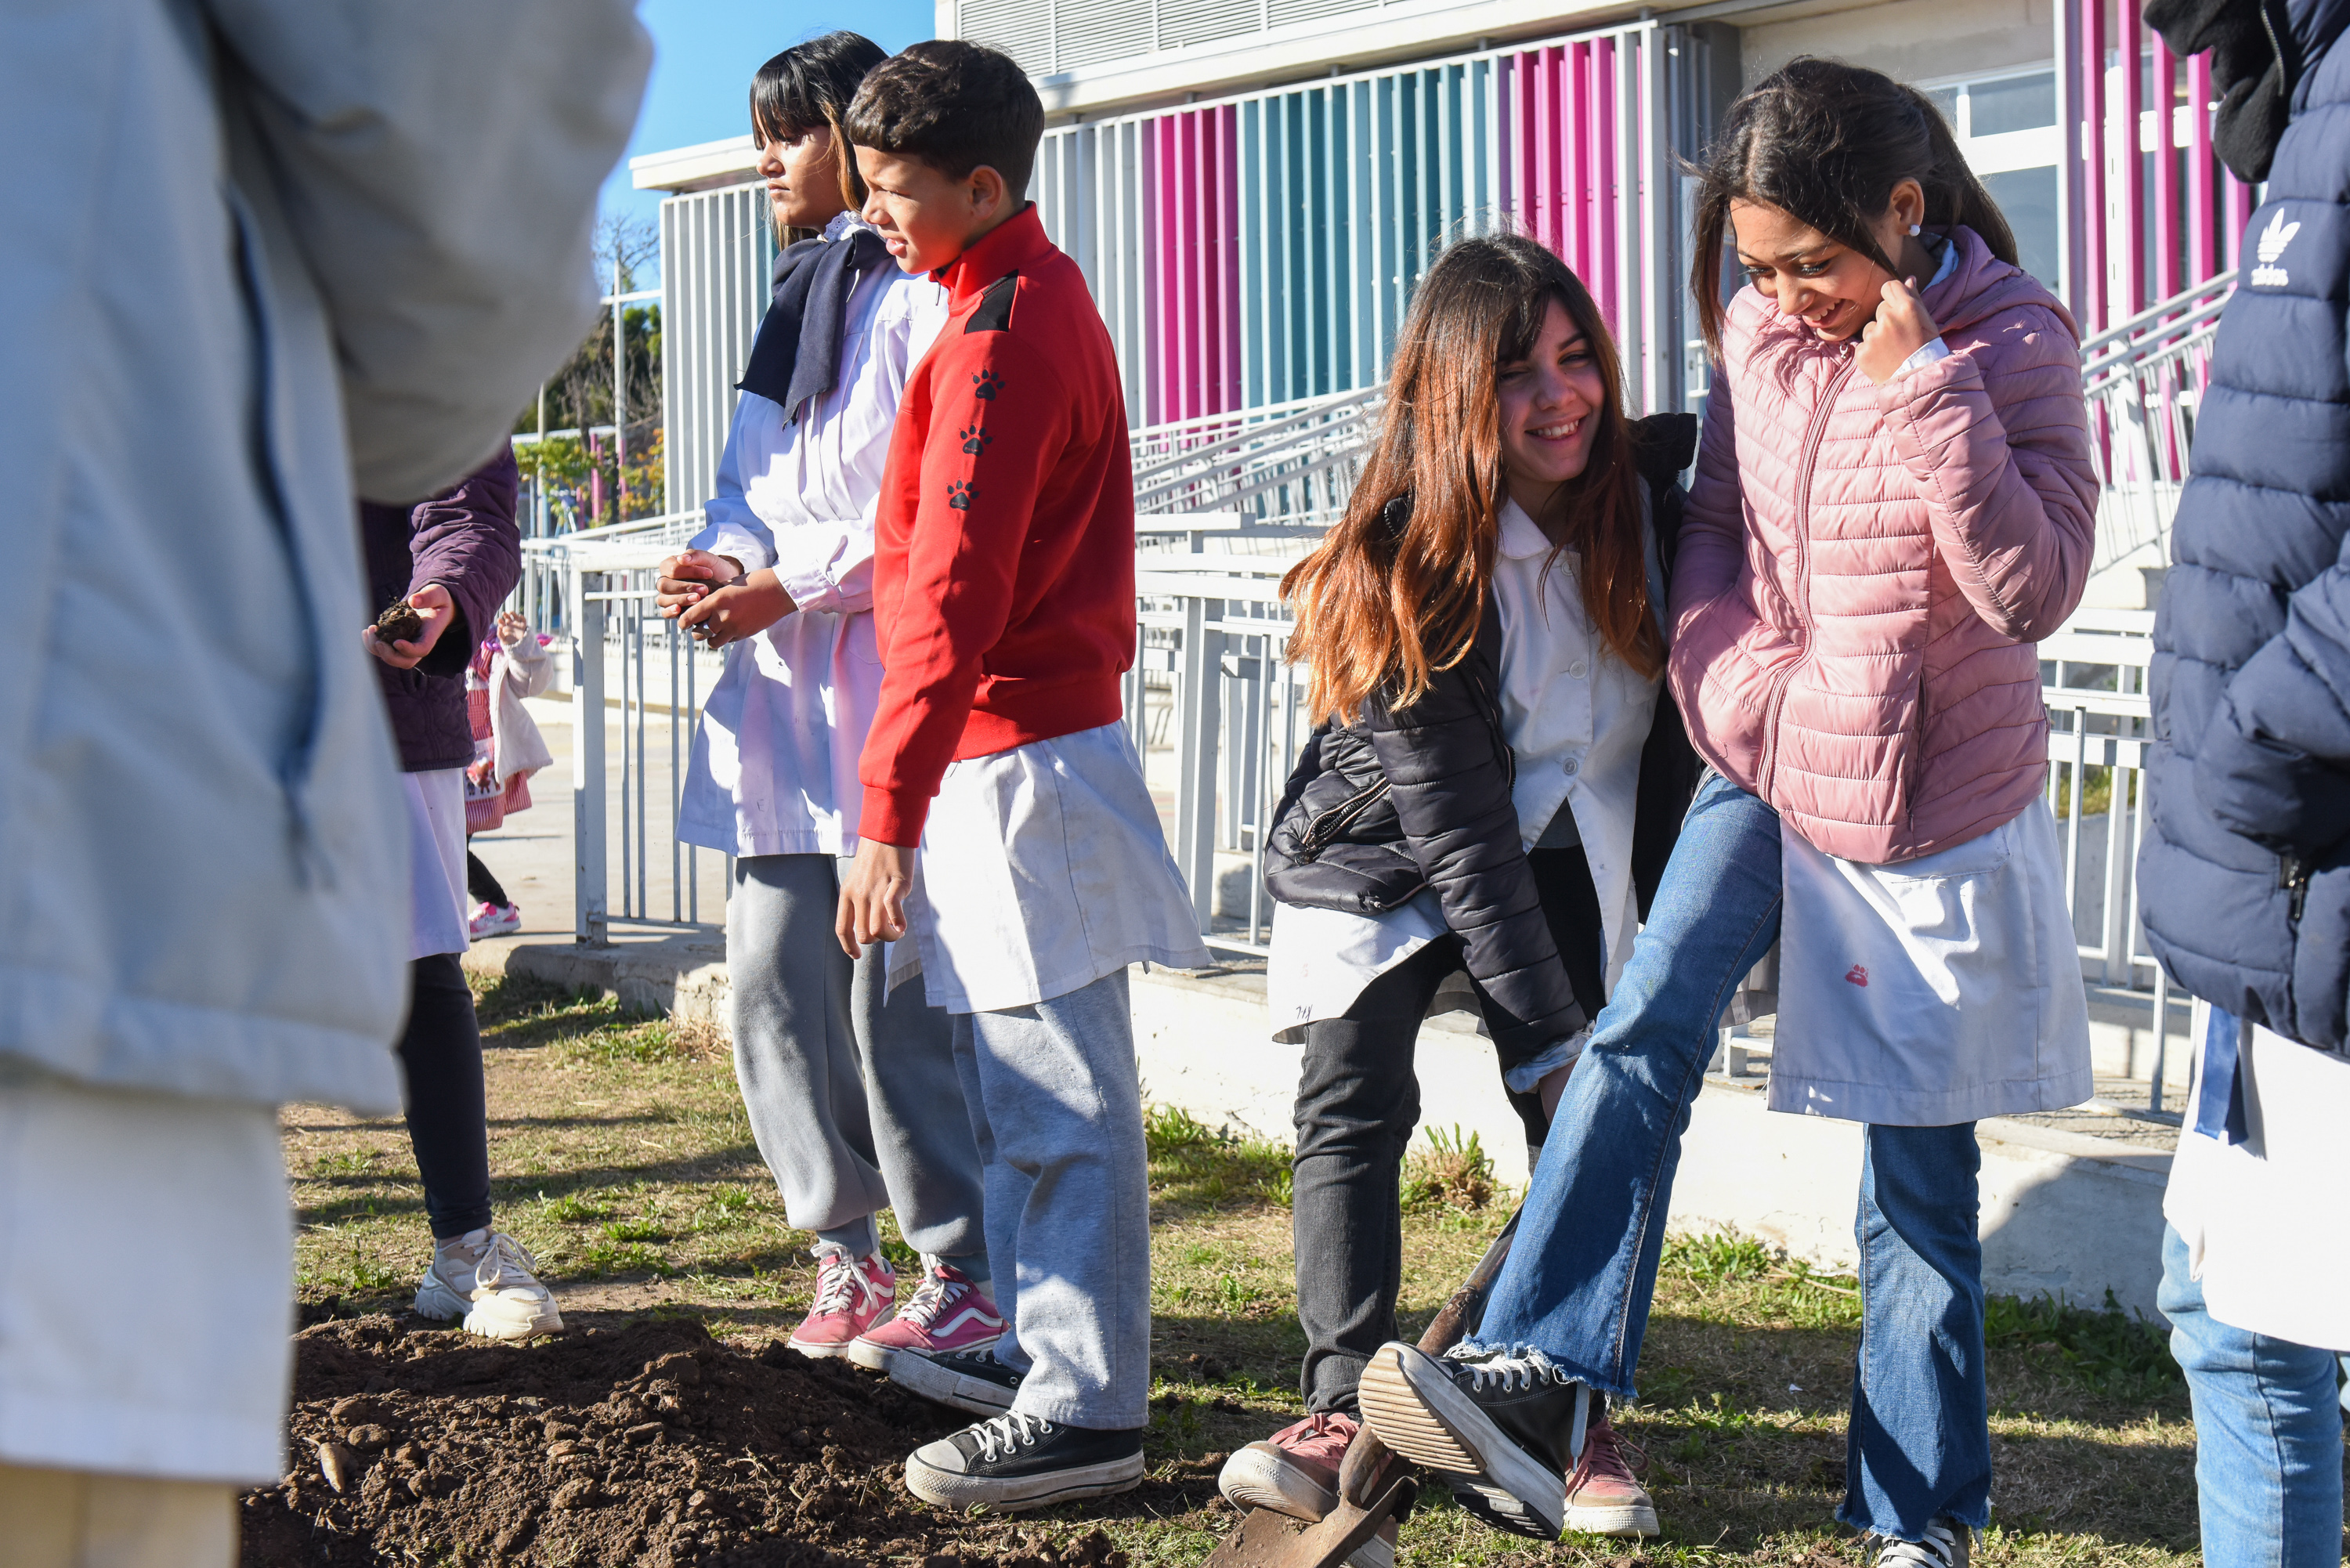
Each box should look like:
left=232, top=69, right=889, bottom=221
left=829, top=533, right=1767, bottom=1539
left=237, top=1311, right=1159, bottom=1568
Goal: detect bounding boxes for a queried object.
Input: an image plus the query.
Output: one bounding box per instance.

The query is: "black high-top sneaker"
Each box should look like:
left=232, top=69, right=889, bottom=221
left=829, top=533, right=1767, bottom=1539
left=1357, top=1342, right=1591, bottom=1539
left=889, top=1343, right=1022, bottom=1415
left=1872, top=1519, right=1972, bottom=1568
left=902, top=1412, right=1144, bottom=1511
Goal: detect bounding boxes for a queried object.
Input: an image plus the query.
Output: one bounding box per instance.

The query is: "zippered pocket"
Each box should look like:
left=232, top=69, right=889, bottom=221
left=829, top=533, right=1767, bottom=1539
left=1294, top=778, right=1394, bottom=860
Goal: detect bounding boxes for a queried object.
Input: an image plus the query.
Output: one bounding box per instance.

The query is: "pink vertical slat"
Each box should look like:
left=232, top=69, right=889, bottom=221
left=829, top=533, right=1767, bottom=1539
left=1537, top=49, right=1560, bottom=251
left=1594, top=37, right=1619, bottom=330
left=2222, top=169, right=2254, bottom=269
left=1567, top=42, right=1592, bottom=276
left=1154, top=115, right=1179, bottom=425
left=2081, top=0, right=2108, bottom=331
left=2188, top=52, right=2217, bottom=282
left=2153, top=35, right=2181, bottom=300
left=1509, top=52, right=1532, bottom=232
left=1220, top=105, right=1242, bottom=415
left=1181, top=110, right=1204, bottom=421
left=2118, top=0, right=2147, bottom=318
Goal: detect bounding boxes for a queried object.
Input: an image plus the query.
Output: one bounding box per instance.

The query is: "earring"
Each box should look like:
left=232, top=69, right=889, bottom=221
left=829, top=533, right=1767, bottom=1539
left=1907, top=223, right=1922, bottom=236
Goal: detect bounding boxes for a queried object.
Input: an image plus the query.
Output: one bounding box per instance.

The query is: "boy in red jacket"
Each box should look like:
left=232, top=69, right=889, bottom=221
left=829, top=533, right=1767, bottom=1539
left=835, top=41, right=1210, bottom=1512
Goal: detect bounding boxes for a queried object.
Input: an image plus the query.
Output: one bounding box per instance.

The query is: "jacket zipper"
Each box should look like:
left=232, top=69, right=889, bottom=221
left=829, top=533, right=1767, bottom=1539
left=1295, top=777, right=1394, bottom=859
left=2282, top=851, right=2312, bottom=923
left=1758, top=351, right=1860, bottom=800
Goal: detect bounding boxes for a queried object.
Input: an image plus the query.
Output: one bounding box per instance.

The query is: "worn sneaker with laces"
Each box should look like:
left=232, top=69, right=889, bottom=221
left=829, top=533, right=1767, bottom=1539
left=890, top=1343, right=1024, bottom=1415
left=414, top=1229, right=563, bottom=1342
left=1217, top=1411, right=1397, bottom=1568
left=468, top=901, right=522, bottom=941
left=903, top=1412, right=1144, bottom=1511
left=1358, top=1341, right=1598, bottom=1540
left=1874, top=1519, right=1971, bottom=1568
left=848, top=1262, right=1003, bottom=1372
left=786, top=1247, right=896, bottom=1359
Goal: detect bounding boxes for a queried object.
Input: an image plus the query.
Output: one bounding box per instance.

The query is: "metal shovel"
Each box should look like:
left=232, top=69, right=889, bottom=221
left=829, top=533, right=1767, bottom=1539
left=1202, top=1205, right=1524, bottom=1568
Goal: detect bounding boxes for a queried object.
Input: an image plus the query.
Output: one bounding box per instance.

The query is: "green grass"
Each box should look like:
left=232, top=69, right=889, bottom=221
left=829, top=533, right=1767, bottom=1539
left=279, top=974, right=2204, bottom=1566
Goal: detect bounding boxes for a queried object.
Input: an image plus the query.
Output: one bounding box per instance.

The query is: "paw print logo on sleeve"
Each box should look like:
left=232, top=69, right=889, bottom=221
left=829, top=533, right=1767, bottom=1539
left=947, top=480, right=976, bottom=512
left=971, top=368, right=1005, bottom=402
left=960, top=423, right=993, bottom=457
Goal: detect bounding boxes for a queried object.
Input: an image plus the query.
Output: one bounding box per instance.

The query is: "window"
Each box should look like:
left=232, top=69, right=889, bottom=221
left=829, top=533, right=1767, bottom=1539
left=1920, top=67, right=2063, bottom=294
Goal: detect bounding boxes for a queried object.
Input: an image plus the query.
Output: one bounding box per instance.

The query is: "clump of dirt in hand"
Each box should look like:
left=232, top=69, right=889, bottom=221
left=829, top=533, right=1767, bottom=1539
left=373, top=599, right=425, bottom=645
left=240, top=1312, right=1139, bottom=1567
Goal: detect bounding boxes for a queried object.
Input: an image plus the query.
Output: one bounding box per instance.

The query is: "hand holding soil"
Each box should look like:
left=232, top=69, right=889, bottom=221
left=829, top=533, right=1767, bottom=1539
left=367, top=582, right=457, bottom=670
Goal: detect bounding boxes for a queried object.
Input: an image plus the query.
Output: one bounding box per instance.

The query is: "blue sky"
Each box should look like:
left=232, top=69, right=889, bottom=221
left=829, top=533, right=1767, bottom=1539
left=601, top=0, right=938, bottom=236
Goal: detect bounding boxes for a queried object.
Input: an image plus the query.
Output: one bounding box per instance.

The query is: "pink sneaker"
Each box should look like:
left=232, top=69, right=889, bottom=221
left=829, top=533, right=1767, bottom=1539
left=1562, top=1410, right=1658, bottom=1537
left=847, top=1261, right=1003, bottom=1371
left=468, top=901, right=521, bottom=940
left=785, top=1248, right=895, bottom=1359
left=1218, top=1411, right=1394, bottom=1567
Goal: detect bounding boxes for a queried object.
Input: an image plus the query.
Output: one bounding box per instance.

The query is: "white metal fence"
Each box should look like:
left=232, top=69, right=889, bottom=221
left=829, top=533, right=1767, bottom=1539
left=2079, top=270, right=2234, bottom=573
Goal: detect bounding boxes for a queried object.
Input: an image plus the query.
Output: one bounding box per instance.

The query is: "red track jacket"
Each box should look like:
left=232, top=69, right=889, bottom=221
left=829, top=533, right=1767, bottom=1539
left=857, top=205, right=1137, bottom=847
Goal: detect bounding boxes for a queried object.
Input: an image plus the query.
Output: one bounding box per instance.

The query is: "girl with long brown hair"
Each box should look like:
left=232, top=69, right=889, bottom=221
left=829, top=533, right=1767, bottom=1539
left=1217, top=233, right=1701, bottom=1545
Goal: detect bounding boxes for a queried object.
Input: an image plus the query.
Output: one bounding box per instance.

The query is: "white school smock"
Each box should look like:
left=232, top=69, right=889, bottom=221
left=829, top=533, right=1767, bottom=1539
left=1772, top=795, right=2093, bottom=1125
left=1267, top=495, right=1665, bottom=1044
left=675, top=212, right=950, bottom=859
left=906, top=723, right=1213, bottom=1014
left=2164, top=1003, right=2350, bottom=1350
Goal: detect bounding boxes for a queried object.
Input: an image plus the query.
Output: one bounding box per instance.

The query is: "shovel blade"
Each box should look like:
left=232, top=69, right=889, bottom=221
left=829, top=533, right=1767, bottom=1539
left=1201, top=1478, right=1412, bottom=1568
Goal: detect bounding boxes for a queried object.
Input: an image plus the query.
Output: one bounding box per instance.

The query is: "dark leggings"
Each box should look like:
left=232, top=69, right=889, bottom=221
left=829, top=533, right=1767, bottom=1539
left=1291, top=846, right=1606, bottom=1413
left=466, top=850, right=510, bottom=909
left=396, top=952, right=494, bottom=1240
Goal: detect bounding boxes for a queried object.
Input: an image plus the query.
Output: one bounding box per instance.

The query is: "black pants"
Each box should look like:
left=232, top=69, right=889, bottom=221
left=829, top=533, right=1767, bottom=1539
left=397, top=952, right=494, bottom=1240
left=466, top=850, right=509, bottom=909
left=1291, top=845, right=1606, bottom=1414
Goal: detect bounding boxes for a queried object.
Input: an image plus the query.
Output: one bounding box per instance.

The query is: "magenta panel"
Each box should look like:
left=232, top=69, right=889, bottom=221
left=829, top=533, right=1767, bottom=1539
left=2153, top=34, right=2181, bottom=302
left=1143, top=106, right=1243, bottom=425
left=2118, top=0, right=2147, bottom=320
left=2079, top=0, right=2107, bottom=331
left=2189, top=52, right=2218, bottom=283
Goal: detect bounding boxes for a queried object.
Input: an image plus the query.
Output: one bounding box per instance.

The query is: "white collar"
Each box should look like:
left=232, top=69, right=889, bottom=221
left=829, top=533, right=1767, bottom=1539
left=1497, top=497, right=1558, bottom=562
left=822, top=211, right=870, bottom=243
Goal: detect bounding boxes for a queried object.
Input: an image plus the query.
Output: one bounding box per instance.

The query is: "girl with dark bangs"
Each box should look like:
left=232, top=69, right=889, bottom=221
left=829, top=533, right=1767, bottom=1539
left=1217, top=233, right=1702, bottom=1548
left=653, top=33, right=997, bottom=1373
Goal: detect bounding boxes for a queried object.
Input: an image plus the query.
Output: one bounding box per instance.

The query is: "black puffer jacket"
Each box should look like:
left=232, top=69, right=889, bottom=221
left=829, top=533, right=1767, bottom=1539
left=1264, top=414, right=1702, bottom=1066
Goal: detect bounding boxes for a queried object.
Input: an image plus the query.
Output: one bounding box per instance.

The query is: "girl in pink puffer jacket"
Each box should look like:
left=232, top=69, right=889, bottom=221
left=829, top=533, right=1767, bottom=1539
left=1354, top=60, right=2099, bottom=1566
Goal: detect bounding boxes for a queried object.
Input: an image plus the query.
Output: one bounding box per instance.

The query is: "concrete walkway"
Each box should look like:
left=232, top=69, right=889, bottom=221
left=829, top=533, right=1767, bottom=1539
left=469, top=695, right=2184, bottom=1319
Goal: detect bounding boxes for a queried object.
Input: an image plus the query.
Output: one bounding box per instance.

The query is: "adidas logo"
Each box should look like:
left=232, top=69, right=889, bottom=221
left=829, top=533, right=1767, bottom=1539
left=2251, top=210, right=2300, bottom=287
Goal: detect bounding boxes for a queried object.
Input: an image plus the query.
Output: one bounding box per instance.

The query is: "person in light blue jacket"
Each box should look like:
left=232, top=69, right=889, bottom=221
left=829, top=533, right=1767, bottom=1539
left=0, top=2, right=645, bottom=1558
left=653, top=34, right=996, bottom=1373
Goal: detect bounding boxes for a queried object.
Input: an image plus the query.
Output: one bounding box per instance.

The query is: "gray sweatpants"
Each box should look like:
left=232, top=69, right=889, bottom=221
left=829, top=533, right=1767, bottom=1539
left=728, top=854, right=983, bottom=1259
left=952, top=968, right=1150, bottom=1430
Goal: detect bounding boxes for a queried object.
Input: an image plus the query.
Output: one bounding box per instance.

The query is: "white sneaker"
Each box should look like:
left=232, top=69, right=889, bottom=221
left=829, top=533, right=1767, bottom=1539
left=1874, top=1519, right=1971, bottom=1568
left=414, top=1229, right=562, bottom=1341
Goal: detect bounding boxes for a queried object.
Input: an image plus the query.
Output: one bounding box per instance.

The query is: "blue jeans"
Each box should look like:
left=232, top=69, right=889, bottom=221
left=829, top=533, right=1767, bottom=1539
left=2160, top=1224, right=2348, bottom=1567
left=1464, top=774, right=1994, bottom=1540
left=952, top=968, right=1151, bottom=1431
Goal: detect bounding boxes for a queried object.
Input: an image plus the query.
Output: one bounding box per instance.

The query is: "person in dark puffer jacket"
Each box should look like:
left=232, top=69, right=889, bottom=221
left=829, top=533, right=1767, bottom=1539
left=2143, top=0, right=2350, bottom=1560
left=1215, top=236, right=1699, bottom=1547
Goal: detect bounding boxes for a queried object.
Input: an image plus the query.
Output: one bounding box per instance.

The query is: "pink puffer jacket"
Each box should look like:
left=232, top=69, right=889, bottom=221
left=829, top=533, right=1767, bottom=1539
left=1668, top=226, right=2099, bottom=864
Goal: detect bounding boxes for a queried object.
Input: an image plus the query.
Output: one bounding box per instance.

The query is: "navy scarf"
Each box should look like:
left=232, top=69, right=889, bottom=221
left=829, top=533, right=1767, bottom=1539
left=735, top=225, right=891, bottom=421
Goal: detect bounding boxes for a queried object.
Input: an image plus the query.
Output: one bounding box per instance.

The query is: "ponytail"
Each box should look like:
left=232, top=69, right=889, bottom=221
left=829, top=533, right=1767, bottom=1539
left=1691, top=58, right=2022, bottom=361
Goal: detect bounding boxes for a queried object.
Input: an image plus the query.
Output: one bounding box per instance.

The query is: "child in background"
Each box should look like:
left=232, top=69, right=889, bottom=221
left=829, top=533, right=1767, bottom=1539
left=653, top=34, right=998, bottom=1372
left=463, top=609, right=555, bottom=939
left=836, top=40, right=1212, bottom=1513
left=1358, top=60, right=2098, bottom=1566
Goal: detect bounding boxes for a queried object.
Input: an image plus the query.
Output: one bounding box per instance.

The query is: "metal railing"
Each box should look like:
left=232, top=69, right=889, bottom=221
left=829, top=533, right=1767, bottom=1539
left=1132, top=388, right=1381, bottom=528
left=568, top=554, right=730, bottom=945
left=2079, top=270, right=2235, bottom=573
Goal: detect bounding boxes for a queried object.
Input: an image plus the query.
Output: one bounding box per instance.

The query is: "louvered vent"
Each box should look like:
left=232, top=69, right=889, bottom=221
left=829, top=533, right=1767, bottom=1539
left=1058, top=1, right=1155, bottom=68
left=956, top=0, right=1054, bottom=75
left=1267, top=0, right=1377, bottom=26
left=1156, top=0, right=1261, bottom=52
